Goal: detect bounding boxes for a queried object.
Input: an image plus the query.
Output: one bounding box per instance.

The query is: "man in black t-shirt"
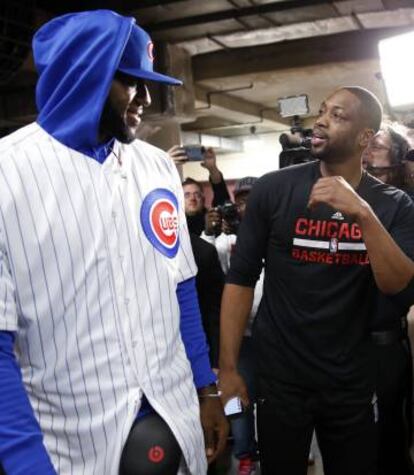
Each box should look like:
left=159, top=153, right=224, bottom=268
left=219, top=87, right=414, bottom=475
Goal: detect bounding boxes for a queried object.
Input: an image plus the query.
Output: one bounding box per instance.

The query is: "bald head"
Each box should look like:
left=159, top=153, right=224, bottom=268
left=312, top=87, right=383, bottom=163
left=340, top=86, right=383, bottom=133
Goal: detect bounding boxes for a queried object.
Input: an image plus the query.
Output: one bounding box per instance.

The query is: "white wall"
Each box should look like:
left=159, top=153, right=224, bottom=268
left=182, top=132, right=283, bottom=181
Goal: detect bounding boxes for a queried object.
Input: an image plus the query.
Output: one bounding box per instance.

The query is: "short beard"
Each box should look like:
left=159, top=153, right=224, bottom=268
left=311, top=146, right=345, bottom=164
left=99, top=98, right=135, bottom=144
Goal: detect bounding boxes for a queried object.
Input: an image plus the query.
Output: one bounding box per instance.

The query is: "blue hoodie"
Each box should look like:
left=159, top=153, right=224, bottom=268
left=34, top=10, right=133, bottom=161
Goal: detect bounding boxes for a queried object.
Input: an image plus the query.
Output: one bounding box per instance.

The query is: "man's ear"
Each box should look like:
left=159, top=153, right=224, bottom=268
left=359, top=128, right=375, bottom=149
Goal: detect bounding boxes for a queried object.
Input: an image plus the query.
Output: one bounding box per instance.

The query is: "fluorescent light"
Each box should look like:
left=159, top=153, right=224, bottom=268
left=379, top=31, right=414, bottom=110
left=278, top=95, right=309, bottom=118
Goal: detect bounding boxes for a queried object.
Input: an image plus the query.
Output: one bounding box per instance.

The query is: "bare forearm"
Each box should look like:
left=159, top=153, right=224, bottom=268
left=357, top=204, right=414, bottom=294
left=219, top=283, right=254, bottom=370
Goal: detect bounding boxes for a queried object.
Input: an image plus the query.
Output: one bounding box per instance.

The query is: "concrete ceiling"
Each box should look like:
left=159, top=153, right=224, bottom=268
left=1, top=0, right=414, bottom=138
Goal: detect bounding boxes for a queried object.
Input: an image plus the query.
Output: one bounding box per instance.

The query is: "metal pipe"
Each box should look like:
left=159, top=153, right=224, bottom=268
left=195, top=83, right=254, bottom=111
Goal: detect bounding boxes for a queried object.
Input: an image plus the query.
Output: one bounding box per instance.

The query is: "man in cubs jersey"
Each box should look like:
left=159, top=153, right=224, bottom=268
left=0, top=10, right=227, bottom=475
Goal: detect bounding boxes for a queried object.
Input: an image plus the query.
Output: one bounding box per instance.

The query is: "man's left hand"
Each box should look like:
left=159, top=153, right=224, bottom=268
left=199, top=396, right=229, bottom=464
left=200, top=148, right=223, bottom=184
left=308, top=176, right=369, bottom=220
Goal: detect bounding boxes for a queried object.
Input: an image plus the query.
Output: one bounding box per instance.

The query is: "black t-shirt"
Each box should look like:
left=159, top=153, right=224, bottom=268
left=227, top=161, right=414, bottom=390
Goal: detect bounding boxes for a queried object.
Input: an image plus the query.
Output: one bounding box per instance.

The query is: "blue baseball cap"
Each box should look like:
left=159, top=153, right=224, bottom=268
left=118, top=23, right=182, bottom=86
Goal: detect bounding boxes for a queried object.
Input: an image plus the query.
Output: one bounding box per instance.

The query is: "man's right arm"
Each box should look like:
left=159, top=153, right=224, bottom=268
left=0, top=222, right=56, bottom=475
left=219, top=284, right=254, bottom=406
left=0, top=331, right=57, bottom=475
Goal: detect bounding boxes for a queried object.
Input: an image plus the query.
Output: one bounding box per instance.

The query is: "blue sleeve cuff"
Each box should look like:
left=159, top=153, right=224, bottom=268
left=176, top=278, right=217, bottom=388
left=0, top=331, right=57, bottom=475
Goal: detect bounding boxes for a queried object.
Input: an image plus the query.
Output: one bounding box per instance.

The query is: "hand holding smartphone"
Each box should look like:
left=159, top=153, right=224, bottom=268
left=183, top=145, right=205, bottom=161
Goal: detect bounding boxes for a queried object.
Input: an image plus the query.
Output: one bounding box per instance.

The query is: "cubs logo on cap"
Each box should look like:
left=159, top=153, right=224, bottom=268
left=147, top=41, right=155, bottom=62
left=141, top=189, right=179, bottom=258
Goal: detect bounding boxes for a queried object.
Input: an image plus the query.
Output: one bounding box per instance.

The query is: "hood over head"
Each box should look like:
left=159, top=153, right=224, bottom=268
left=33, top=9, right=181, bottom=159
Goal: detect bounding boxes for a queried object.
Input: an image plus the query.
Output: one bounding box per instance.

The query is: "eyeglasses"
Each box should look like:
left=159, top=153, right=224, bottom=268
left=367, top=142, right=391, bottom=152
left=184, top=191, right=202, bottom=199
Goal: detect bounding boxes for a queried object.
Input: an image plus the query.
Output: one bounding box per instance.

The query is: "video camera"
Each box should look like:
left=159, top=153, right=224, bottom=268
left=279, top=124, right=314, bottom=169
left=277, top=95, right=315, bottom=169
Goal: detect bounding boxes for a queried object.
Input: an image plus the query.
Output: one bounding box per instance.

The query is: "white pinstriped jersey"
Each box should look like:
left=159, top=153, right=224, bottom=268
left=0, top=123, right=206, bottom=475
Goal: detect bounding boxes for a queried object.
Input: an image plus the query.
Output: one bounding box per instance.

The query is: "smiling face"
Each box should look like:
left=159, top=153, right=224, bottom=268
left=99, top=71, right=151, bottom=144
left=311, top=89, right=372, bottom=164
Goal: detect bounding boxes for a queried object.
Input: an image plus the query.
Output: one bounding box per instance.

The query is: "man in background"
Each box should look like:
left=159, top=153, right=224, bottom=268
left=170, top=147, right=230, bottom=235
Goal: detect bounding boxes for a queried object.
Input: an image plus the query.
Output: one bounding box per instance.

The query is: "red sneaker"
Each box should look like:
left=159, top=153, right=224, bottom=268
left=238, top=457, right=256, bottom=475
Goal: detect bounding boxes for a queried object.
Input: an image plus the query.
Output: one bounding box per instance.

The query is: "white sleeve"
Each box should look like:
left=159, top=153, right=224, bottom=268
left=0, top=223, right=18, bottom=331
left=215, top=233, right=237, bottom=274
left=200, top=231, right=215, bottom=246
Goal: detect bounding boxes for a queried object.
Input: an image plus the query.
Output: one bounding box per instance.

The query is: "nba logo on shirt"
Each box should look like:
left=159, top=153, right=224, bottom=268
left=141, top=189, right=179, bottom=258
left=329, top=237, right=338, bottom=254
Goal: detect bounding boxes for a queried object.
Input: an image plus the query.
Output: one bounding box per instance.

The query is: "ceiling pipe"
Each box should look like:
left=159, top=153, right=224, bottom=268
left=196, top=83, right=254, bottom=111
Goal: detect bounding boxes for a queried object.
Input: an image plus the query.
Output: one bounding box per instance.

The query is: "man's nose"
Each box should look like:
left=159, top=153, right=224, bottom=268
left=315, top=111, right=328, bottom=128
left=135, top=84, right=151, bottom=108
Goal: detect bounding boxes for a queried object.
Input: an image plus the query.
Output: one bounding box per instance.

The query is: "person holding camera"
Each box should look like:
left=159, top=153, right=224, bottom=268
left=203, top=177, right=262, bottom=475
left=168, top=146, right=230, bottom=236
left=219, top=86, right=414, bottom=475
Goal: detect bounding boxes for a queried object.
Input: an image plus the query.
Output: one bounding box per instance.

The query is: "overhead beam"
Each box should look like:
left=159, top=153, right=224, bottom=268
left=193, top=26, right=413, bottom=81
left=194, top=85, right=284, bottom=127
left=143, top=0, right=338, bottom=31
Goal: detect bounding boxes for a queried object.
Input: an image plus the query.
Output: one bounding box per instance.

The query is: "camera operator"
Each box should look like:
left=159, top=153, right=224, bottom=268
left=203, top=177, right=262, bottom=475
left=363, top=124, right=414, bottom=475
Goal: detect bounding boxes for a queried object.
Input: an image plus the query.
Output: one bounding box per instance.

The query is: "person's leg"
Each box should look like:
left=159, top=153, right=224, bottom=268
left=316, top=389, right=378, bottom=475
left=257, top=378, right=314, bottom=475
left=376, top=342, right=413, bottom=475
left=231, top=337, right=257, bottom=460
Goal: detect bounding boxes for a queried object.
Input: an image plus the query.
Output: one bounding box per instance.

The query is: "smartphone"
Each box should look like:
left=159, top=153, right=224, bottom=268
left=224, top=397, right=243, bottom=418
left=183, top=145, right=205, bottom=161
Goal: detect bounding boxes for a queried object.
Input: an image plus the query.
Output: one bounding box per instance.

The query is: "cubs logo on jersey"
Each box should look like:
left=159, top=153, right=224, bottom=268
left=140, top=188, right=180, bottom=258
